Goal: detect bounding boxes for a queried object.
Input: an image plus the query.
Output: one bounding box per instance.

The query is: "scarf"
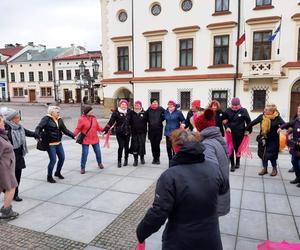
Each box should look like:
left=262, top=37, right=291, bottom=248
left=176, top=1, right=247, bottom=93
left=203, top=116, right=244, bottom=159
left=5, top=120, right=28, bottom=156
left=118, top=107, right=127, bottom=114
left=261, top=111, right=279, bottom=137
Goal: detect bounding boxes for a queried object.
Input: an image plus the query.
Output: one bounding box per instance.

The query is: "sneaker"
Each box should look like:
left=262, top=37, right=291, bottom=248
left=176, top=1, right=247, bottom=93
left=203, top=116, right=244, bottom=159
left=258, top=168, right=268, bottom=176
left=13, top=196, right=23, bottom=202
left=0, top=206, right=19, bottom=220
left=47, top=176, right=56, bottom=183
left=80, top=169, right=86, bottom=174
left=98, top=163, right=104, bottom=169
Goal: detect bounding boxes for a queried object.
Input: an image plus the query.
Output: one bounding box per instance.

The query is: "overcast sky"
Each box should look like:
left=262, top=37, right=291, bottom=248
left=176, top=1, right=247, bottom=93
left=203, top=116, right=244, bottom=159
left=0, top=0, right=102, bottom=51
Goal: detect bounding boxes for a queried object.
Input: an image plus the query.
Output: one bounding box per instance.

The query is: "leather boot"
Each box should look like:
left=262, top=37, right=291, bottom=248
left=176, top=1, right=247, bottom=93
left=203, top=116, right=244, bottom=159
left=123, top=158, right=128, bottom=167
left=47, top=176, right=56, bottom=183
left=118, top=160, right=122, bottom=168
left=133, top=155, right=138, bottom=167
left=290, top=177, right=300, bottom=184
left=230, top=164, right=235, bottom=172
left=258, top=168, right=268, bottom=176
left=13, top=196, right=23, bottom=202
left=235, top=157, right=240, bottom=169
left=270, top=167, right=278, bottom=177
left=140, top=155, right=145, bottom=165
left=54, top=171, right=64, bottom=179
left=98, top=163, right=104, bottom=169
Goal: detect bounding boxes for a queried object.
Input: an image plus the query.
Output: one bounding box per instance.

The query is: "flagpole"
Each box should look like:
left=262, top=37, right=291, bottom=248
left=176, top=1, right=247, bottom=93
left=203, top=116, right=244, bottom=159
left=277, top=15, right=282, bottom=55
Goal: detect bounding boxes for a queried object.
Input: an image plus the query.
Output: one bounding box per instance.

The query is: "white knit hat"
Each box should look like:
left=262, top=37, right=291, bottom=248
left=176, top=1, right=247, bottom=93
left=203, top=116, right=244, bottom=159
left=47, top=106, right=60, bottom=114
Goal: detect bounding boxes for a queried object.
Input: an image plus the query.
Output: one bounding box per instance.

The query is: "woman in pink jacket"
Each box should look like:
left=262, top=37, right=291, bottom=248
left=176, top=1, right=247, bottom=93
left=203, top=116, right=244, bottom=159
left=74, top=106, right=104, bottom=174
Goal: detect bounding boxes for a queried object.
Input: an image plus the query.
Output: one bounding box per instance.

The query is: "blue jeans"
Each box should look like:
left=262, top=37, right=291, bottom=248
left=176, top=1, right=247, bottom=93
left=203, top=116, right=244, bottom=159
left=262, top=159, right=277, bottom=168
left=47, top=144, right=65, bottom=177
left=292, top=155, right=300, bottom=178
left=81, top=143, right=102, bottom=169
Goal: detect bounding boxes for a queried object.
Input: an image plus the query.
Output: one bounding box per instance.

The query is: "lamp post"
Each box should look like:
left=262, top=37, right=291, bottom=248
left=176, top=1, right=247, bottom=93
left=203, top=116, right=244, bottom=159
left=79, top=60, right=86, bottom=114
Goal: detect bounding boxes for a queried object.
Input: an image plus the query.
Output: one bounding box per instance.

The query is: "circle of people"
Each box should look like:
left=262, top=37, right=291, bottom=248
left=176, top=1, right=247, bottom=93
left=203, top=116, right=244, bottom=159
left=0, top=98, right=299, bottom=250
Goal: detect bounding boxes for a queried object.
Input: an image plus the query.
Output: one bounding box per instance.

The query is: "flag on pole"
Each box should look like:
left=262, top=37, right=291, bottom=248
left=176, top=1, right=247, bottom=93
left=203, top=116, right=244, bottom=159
left=236, top=33, right=246, bottom=47
left=268, top=22, right=281, bottom=42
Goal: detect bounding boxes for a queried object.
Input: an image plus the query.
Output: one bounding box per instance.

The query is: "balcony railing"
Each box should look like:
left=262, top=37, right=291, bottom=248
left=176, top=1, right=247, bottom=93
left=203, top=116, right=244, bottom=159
left=243, top=60, right=281, bottom=79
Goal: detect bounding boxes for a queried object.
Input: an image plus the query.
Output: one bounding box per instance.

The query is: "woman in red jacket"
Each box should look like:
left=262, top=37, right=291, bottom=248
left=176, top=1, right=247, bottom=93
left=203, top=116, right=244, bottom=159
left=74, top=106, right=104, bottom=174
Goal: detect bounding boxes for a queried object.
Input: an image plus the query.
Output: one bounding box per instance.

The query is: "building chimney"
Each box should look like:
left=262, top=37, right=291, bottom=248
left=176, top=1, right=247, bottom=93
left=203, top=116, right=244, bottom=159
left=27, top=52, right=32, bottom=61
left=27, top=42, right=34, bottom=46
left=5, top=44, right=15, bottom=48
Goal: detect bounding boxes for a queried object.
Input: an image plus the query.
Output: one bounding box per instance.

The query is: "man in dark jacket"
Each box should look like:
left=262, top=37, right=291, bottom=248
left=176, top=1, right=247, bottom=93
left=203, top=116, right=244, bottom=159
left=145, top=99, right=165, bottom=164
left=136, top=131, right=228, bottom=250
left=4, top=109, right=37, bottom=201
left=130, top=101, right=147, bottom=166
left=224, top=98, right=251, bottom=172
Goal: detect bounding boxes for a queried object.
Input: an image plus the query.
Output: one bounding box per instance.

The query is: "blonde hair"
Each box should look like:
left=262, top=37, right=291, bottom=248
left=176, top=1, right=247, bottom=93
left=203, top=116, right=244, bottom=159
left=170, top=129, right=201, bottom=146
left=265, top=103, right=277, bottom=113
left=47, top=106, right=60, bottom=114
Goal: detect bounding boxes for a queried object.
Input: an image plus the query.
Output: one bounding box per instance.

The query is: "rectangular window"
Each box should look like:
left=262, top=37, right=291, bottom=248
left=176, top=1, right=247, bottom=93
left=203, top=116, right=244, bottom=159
left=179, top=39, right=193, bottom=67
left=253, top=31, right=272, bottom=60
left=215, top=0, right=229, bottom=12
left=58, top=70, right=64, bottom=80
left=149, top=42, right=162, bottom=68
left=256, top=0, right=271, bottom=6
left=212, top=90, right=228, bottom=110
left=84, top=69, right=90, bottom=76
left=298, top=28, right=300, bottom=61
left=253, top=90, right=266, bottom=110
left=214, top=35, right=229, bottom=65
left=66, top=70, right=72, bottom=80
left=13, top=88, right=24, bottom=97
left=20, top=72, right=25, bottom=82
left=29, top=71, right=34, bottom=82
left=41, top=87, right=52, bottom=97
left=117, top=47, right=129, bottom=71
left=180, top=91, right=191, bottom=110
left=150, top=91, right=160, bottom=104
left=0, top=69, right=5, bottom=78
left=48, top=71, right=53, bottom=81
left=38, top=71, right=43, bottom=81
left=75, top=69, right=80, bottom=79
left=10, top=72, right=15, bottom=82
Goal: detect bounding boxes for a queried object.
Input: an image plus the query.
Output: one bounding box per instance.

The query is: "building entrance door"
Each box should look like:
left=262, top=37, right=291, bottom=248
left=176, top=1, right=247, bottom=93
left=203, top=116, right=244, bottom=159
left=64, top=89, right=70, bottom=103
left=290, top=80, right=300, bottom=119
left=29, top=90, right=36, bottom=102
left=76, top=89, right=81, bottom=103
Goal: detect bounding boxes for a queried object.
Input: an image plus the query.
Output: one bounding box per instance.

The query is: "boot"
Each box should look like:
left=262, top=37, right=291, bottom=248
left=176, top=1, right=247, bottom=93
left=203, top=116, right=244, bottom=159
left=289, top=167, right=295, bottom=173
left=80, top=168, right=85, bottom=174
left=235, top=157, right=240, bottom=169
left=118, top=160, right=122, bottom=168
left=296, top=183, right=300, bottom=188
left=258, top=168, right=268, bottom=176
left=140, top=155, right=145, bottom=165
left=123, top=158, right=128, bottom=167
left=133, top=155, right=138, bottom=167
left=54, top=171, right=64, bottom=179
left=13, top=196, right=23, bottom=202
left=98, top=163, right=104, bottom=169
left=290, top=177, right=300, bottom=184
left=0, top=205, right=19, bottom=220
left=270, top=167, right=278, bottom=177
left=47, top=176, right=56, bottom=183
left=230, top=164, right=235, bottom=172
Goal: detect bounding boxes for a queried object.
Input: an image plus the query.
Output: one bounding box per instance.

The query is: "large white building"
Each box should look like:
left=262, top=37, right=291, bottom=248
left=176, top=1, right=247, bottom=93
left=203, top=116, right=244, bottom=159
left=100, top=0, right=300, bottom=120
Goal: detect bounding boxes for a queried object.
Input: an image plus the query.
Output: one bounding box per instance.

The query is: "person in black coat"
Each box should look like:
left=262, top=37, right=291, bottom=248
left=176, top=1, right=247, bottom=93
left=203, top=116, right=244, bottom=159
left=104, top=99, right=132, bottom=168
left=209, top=100, right=227, bottom=136
left=136, top=130, right=229, bottom=250
left=145, top=99, right=165, bottom=164
left=35, top=106, right=74, bottom=183
left=224, top=98, right=251, bottom=172
left=247, top=104, right=285, bottom=177
left=129, top=101, right=147, bottom=166
left=4, top=109, right=37, bottom=202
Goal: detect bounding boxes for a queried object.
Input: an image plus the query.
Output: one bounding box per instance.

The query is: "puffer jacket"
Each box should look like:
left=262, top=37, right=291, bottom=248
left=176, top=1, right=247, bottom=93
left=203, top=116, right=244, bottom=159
left=201, top=126, right=230, bottom=216
left=164, top=108, right=185, bottom=136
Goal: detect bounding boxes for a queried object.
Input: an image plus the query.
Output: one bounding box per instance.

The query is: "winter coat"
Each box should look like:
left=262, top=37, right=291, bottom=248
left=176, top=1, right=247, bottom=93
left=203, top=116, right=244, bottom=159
left=248, top=114, right=285, bottom=161
left=280, top=117, right=300, bottom=152
left=185, top=110, right=194, bottom=130
left=145, top=107, right=165, bottom=140
left=164, top=109, right=185, bottom=137
left=130, top=109, right=147, bottom=135
left=74, top=115, right=103, bottom=145
left=5, top=124, right=36, bottom=170
left=215, top=110, right=227, bottom=137
left=0, top=131, right=17, bottom=193
left=106, top=109, right=132, bottom=136
left=136, top=141, right=228, bottom=250
left=224, top=108, right=251, bottom=133
left=35, top=115, right=74, bottom=144
left=200, top=126, right=230, bottom=216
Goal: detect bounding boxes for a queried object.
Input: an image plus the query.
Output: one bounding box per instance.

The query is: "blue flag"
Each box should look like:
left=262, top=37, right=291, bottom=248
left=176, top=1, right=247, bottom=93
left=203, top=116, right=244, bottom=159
left=268, top=23, right=281, bottom=42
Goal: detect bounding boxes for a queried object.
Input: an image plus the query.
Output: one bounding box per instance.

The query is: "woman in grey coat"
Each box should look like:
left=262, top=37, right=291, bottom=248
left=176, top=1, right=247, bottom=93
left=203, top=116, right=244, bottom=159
left=0, top=114, right=19, bottom=220
left=195, top=108, right=230, bottom=216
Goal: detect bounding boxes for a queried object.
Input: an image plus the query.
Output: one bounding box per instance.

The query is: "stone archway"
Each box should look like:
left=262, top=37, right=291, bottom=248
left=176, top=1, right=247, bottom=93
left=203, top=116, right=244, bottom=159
left=113, top=87, right=133, bottom=108
left=290, top=79, right=300, bottom=119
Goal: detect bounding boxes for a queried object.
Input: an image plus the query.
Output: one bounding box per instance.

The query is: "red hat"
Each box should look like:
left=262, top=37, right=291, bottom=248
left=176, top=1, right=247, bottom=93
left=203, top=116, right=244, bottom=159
left=168, top=100, right=176, bottom=107
left=231, top=97, right=240, bottom=106
left=119, top=99, right=129, bottom=106
left=210, top=100, right=221, bottom=109
left=195, top=108, right=216, bottom=132
left=192, top=100, right=201, bottom=109
left=135, top=100, right=142, bottom=106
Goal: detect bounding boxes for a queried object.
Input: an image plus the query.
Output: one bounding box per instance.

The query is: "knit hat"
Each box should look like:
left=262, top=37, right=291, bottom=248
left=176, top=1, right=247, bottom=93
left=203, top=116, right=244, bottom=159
left=135, top=100, right=142, bottom=107
left=231, top=97, right=241, bottom=106
left=119, top=99, right=129, bottom=106
left=195, top=108, right=216, bottom=132
left=191, top=100, right=201, bottom=109
left=83, top=105, right=93, bottom=115
left=4, top=108, right=19, bottom=121
left=168, top=100, right=176, bottom=107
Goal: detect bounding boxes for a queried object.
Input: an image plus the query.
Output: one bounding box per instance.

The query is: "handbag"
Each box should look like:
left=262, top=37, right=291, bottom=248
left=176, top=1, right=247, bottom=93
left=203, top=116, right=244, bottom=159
left=76, top=119, right=93, bottom=144
left=37, top=135, right=49, bottom=151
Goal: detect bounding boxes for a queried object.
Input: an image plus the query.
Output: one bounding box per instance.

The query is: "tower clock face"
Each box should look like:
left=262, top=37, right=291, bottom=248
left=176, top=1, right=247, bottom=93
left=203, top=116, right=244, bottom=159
left=182, top=0, right=193, bottom=11
left=151, top=4, right=161, bottom=16
left=118, top=11, right=127, bottom=22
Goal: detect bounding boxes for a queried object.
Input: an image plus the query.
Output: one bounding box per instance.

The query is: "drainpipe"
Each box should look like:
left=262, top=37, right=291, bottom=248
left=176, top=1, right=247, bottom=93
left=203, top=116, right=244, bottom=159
left=130, top=0, right=135, bottom=104
left=234, top=0, right=241, bottom=97
left=5, top=63, right=10, bottom=102
left=52, top=60, right=57, bottom=103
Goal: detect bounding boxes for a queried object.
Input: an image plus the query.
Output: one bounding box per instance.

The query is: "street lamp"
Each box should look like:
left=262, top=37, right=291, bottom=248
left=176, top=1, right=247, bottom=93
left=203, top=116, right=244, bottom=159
left=54, top=80, right=60, bottom=104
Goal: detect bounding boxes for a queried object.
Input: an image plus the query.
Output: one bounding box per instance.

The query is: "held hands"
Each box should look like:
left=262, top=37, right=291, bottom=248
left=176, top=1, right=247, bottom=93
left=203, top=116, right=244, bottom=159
left=244, top=131, right=250, bottom=136
left=277, top=128, right=282, bottom=134
left=180, top=123, right=186, bottom=129
left=226, top=128, right=231, bottom=133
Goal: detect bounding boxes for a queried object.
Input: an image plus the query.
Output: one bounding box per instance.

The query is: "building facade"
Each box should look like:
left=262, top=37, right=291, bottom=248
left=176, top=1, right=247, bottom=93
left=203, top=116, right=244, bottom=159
left=100, top=0, right=300, bottom=120
left=53, top=52, right=102, bottom=104
left=7, top=45, right=84, bottom=103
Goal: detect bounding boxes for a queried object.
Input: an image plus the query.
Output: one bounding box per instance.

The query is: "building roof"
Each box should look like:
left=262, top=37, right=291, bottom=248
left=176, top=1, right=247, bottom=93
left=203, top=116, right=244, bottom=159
left=11, top=47, right=71, bottom=62
left=0, top=46, right=23, bottom=57
left=55, top=51, right=102, bottom=61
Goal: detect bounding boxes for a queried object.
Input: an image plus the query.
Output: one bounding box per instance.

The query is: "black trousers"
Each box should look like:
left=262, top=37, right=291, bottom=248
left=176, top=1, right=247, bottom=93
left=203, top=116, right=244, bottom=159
left=150, top=137, right=161, bottom=160
left=116, top=134, right=130, bottom=161
left=230, top=132, right=244, bottom=166
left=14, top=168, right=22, bottom=197
left=166, top=136, right=175, bottom=161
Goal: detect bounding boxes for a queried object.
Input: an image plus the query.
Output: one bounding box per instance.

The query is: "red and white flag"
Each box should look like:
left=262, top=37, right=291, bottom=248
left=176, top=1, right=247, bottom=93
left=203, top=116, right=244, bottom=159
left=236, top=33, right=246, bottom=47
